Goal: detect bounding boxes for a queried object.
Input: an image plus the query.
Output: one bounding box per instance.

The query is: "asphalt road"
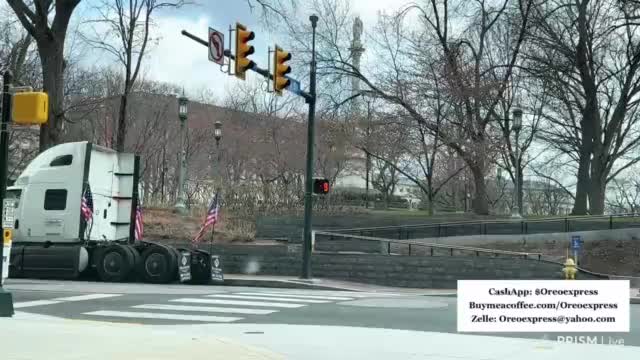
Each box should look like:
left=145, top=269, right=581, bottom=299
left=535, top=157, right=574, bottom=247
left=5, top=280, right=640, bottom=347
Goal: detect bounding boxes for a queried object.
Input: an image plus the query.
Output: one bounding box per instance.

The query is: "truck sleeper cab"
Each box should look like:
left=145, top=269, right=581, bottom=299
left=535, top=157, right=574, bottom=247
left=6, top=141, right=211, bottom=284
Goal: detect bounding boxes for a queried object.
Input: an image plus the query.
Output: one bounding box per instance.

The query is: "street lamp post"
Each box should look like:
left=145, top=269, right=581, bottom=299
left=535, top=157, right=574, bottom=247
left=214, top=121, right=222, bottom=187
left=174, top=94, right=189, bottom=215
left=365, top=99, right=371, bottom=209
left=208, top=121, right=222, bottom=244
left=511, top=106, right=523, bottom=218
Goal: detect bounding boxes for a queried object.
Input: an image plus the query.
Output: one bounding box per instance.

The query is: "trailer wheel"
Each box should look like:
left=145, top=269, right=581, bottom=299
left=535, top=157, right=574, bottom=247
left=139, top=245, right=177, bottom=284
left=95, top=244, right=135, bottom=282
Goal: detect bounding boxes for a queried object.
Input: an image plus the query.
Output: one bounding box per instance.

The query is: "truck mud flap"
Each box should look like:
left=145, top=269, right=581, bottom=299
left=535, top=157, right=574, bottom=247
left=174, top=248, right=192, bottom=283
left=187, top=249, right=211, bottom=285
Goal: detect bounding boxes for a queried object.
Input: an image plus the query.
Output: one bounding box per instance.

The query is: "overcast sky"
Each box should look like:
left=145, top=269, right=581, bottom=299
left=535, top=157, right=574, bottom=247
left=71, top=0, right=411, bottom=102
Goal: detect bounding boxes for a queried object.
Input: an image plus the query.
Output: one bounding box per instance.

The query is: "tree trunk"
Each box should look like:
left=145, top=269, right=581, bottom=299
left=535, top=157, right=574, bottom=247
left=37, top=41, right=65, bottom=151
left=572, top=0, right=597, bottom=216
left=589, top=159, right=606, bottom=215
left=571, top=115, right=594, bottom=215
left=470, top=164, right=489, bottom=215
left=116, top=94, right=128, bottom=151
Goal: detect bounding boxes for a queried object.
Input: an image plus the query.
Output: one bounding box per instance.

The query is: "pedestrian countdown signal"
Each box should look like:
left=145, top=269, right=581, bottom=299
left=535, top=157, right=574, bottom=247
left=313, top=178, right=330, bottom=195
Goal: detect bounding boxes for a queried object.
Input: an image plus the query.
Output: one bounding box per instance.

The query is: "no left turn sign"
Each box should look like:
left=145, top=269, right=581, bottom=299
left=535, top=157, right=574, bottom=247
left=208, top=27, right=224, bottom=65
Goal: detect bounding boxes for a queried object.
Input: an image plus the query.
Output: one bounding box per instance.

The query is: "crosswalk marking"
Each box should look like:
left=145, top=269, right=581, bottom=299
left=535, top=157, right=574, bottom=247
left=84, top=310, right=242, bottom=322
left=14, top=293, right=121, bottom=308
left=132, top=304, right=278, bottom=315
left=234, top=292, right=355, bottom=301
left=206, top=294, right=331, bottom=303
left=171, top=297, right=305, bottom=308
left=14, top=300, right=61, bottom=308
left=54, top=294, right=122, bottom=302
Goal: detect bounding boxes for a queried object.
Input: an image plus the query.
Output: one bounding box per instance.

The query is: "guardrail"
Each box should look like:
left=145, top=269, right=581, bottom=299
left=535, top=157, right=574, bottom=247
left=321, top=213, right=640, bottom=240
left=312, top=230, right=544, bottom=259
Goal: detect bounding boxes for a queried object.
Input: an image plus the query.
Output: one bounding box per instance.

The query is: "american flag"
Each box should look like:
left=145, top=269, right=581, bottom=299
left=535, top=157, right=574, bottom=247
left=81, top=186, right=94, bottom=221
left=193, top=193, right=220, bottom=243
left=134, top=203, right=143, bottom=241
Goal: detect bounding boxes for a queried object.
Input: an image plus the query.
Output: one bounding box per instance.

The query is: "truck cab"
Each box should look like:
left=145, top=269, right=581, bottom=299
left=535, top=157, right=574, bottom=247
left=6, top=142, right=206, bottom=284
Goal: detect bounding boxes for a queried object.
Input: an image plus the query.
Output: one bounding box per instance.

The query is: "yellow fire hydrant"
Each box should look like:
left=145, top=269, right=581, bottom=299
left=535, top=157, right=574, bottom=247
left=562, top=258, right=577, bottom=280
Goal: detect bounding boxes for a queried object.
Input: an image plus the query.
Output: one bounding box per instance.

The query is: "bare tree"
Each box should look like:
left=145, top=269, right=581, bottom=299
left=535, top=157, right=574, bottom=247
left=82, top=0, right=186, bottom=151
left=262, top=0, right=532, bottom=215
left=525, top=0, right=640, bottom=214
left=6, top=0, right=82, bottom=151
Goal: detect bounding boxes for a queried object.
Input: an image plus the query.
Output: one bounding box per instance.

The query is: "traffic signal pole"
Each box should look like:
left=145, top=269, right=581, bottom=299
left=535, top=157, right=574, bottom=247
left=0, top=70, right=15, bottom=317
left=301, top=15, right=318, bottom=279
left=181, top=15, right=319, bottom=279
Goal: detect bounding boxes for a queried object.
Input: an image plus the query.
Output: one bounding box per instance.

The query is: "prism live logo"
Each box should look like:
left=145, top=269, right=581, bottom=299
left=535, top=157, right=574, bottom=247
left=556, top=336, right=625, bottom=346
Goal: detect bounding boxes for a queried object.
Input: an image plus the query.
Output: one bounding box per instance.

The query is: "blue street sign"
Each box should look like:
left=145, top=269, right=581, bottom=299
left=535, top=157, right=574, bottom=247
left=571, top=235, right=583, bottom=250
left=286, top=76, right=302, bottom=95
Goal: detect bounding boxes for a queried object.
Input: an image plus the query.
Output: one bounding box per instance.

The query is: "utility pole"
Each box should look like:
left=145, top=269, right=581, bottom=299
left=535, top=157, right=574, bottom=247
left=0, top=70, right=15, bottom=316
left=301, top=14, right=318, bottom=280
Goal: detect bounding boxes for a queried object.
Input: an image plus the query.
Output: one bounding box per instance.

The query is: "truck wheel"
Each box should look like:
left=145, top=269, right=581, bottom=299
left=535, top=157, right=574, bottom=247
left=123, top=245, right=141, bottom=281
left=139, top=245, right=177, bottom=284
left=95, top=244, right=135, bottom=282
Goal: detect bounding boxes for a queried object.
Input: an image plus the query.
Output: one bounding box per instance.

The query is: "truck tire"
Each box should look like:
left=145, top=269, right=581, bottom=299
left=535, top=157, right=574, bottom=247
left=139, top=244, right=177, bottom=284
left=95, top=244, right=135, bottom=282
left=123, top=245, right=141, bottom=281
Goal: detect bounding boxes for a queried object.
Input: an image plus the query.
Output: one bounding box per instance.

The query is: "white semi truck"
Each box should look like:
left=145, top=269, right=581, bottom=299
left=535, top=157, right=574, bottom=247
left=4, top=141, right=212, bottom=284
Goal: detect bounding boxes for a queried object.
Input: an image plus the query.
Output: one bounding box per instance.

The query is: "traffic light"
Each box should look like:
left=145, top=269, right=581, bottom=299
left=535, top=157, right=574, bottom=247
left=273, top=45, right=291, bottom=95
left=235, top=22, right=255, bottom=80
left=313, top=178, right=330, bottom=195
left=12, top=92, right=48, bottom=125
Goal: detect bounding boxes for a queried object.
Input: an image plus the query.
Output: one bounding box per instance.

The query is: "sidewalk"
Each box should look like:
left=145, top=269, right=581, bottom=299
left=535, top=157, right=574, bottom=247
left=4, top=312, right=638, bottom=359
left=2, top=312, right=283, bottom=360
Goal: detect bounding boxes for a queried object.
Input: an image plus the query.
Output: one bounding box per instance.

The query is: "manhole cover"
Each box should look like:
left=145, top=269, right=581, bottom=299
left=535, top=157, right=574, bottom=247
left=338, top=298, right=449, bottom=309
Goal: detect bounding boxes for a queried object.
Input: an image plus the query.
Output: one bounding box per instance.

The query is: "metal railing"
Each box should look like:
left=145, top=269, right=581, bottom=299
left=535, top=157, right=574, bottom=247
left=322, top=213, right=640, bottom=241
left=312, top=230, right=544, bottom=259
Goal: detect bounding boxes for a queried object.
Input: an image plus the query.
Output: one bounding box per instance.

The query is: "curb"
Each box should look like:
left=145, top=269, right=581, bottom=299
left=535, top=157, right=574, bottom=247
left=421, top=293, right=457, bottom=297
left=216, top=279, right=357, bottom=291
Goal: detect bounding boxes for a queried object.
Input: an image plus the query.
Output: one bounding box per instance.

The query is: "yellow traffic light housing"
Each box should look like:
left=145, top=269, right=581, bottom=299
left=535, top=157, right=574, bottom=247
left=235, top=22, right=255, bottom=80
left=273, top=45, right=291, bottom=95
left=12, top=92, right=48, bottom=125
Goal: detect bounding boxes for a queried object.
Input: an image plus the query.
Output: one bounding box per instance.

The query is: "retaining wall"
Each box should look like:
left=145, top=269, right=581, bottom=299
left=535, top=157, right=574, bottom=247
left=211, top=244, right=604, bottom=289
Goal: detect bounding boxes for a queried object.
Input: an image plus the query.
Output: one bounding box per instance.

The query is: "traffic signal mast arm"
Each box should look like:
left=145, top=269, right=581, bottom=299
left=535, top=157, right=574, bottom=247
left=181, top=29, right=311, bottom=102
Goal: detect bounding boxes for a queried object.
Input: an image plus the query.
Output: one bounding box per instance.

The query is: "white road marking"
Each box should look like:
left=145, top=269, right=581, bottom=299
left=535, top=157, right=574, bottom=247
left=84, top=310, right=242, bottom=322
left=171, top=298, right=305, bottom=308
left=13, top=293, right=121, bottom=308
left=13, top=300, right=61, bottom=308
left=54, top=294, right=122, bottom=302
left=132, top=304, right=278, bottom=315
left=234, top=292, right=354, bottom=301
left=207, top=294, right=330, bottom=303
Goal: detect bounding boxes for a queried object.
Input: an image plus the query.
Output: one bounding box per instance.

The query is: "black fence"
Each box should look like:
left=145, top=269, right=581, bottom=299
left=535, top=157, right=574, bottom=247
left=322, top=213, right=640, bottom=241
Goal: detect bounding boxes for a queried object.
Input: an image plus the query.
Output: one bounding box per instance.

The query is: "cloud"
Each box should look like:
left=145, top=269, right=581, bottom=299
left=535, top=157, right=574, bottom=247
left=141, top=14, right=231, bottom=101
